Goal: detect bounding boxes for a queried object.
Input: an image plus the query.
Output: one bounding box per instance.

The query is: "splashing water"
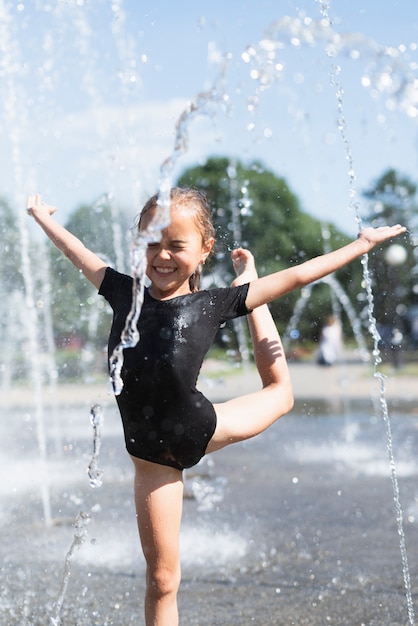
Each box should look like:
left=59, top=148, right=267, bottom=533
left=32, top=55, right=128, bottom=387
left=109, top=58, right=230, bottom=395
left=49, top=511, right=91, bottom=626
left=283, top=274, right=369, bottom=363
left=0, top=0, right=53, bottom=526
left=321, top=273, right=369, bottom=361
left=102, top=20, right=416, bottom=620
left=189, top=475, right=228, bottom=512
left=242, top=14, right=418, bottom=120
left=360, top=249, right=415, bottom=625
left=87, top=404, right=104, bottom=488
left=258, top=6, right=416, bottom=621
left=317, top=3, right=415, bottom=623
left=1, top=4, right=415, bottom=621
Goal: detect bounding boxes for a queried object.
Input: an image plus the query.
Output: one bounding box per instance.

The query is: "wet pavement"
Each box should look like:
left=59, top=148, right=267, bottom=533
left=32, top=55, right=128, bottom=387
left=1, top=358, right=418, bottom=625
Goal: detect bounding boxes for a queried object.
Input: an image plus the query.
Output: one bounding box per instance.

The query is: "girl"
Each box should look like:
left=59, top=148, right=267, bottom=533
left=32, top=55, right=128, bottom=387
left=27, top=188, right=405, bottom=625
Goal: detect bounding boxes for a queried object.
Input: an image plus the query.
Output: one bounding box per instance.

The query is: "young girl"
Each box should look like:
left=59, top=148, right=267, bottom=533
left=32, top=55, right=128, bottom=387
left=27, top=188, right=405, bottom=625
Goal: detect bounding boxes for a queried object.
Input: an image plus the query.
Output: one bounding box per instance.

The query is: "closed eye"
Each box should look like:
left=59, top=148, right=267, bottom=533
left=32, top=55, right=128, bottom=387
left=147, top=240, right=188, bottom=251
left=148, top=242, right=187, bottom=250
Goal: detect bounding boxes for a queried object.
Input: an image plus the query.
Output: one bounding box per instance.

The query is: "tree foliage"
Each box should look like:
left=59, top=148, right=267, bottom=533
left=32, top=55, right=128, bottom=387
left=362, top=168, right=417, bottom=330
left=0, top=197, right=23, bottom=291
left=6, top=161, right=415, bottom=385
left=48, top=199, right=131, bottom=349
left=363, top=168, right=417, bottom=228
left=0, top=199, right=26, bottom=380
left=177, top=156, right=358, bottom=340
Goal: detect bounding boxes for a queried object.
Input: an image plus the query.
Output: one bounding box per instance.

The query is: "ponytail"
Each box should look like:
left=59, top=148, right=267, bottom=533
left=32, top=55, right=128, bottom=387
left=189, top=262, right=203, bottom=293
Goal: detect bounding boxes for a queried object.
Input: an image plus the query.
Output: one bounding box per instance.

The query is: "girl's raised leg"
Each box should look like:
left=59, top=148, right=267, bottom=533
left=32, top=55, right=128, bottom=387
left=131, top=457, right=184, bottom=626
left=206, top=249, right=293, bottom=453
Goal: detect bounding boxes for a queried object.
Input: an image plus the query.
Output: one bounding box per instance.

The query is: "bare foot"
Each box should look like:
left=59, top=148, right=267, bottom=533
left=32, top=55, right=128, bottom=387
left=231, top=248, right=258, bottom=286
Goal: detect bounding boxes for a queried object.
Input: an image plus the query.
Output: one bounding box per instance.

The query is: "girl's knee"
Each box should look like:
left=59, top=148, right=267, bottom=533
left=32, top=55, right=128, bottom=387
left=146, top=564, right=181, bottom=600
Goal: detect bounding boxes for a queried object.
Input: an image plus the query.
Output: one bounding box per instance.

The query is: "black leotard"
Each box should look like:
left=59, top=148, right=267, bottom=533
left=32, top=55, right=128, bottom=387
left=99, top=267, right=251, bottom=470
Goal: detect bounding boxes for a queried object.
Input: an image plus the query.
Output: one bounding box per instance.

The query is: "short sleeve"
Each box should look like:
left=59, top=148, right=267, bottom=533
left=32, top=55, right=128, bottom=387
left=98, top=267, right=132, bottom=311
left=211, top=283, right=251, bottom=323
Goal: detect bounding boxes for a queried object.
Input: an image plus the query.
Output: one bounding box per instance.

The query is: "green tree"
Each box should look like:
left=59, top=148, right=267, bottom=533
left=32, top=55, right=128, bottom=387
left=49, top=198, right=131, bottom=356
left=363, top=168, right=417, bottom=228
left=0, top=197, right=55, bottom=382
left=0, top=198, right=26, bottom=380
left=177, top=157, right=357, bottom=341
left=362, top=168, right=417, bottom=335
left=0, top=197, right=23, bottom=291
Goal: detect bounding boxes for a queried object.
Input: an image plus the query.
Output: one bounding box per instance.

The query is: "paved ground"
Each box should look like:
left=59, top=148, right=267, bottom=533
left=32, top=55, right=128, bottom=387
left=1, top=354, right=418, bottom=625
left=2, top=354, right=417, bottom=410
left=201, top=356, right=418, bottom=404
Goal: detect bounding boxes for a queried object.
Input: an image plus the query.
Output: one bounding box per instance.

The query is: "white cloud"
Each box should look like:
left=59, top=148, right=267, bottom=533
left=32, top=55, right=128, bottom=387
left=3, top=97, right=220, bottom=217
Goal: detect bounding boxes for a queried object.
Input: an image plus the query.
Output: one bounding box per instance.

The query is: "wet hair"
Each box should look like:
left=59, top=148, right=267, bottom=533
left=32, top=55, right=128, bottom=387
left=138, top=187, right=215, bottom=292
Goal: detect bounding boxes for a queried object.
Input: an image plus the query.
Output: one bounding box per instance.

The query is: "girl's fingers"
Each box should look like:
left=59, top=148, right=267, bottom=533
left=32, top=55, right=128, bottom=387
left=26, top=194, right=42, bottom=210
left=26, top=194, right=56, bottom=216
left=26, top=195, right=36, bottom=209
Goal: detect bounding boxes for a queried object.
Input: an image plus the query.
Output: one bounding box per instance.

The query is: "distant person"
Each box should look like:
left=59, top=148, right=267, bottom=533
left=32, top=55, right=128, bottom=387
left=317, top=314, right=343, bottom=366
left=27, top=188, right=405, bottom=626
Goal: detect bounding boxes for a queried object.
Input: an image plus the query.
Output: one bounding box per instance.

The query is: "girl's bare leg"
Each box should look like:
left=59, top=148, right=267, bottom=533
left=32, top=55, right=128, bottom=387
left=131, top=457, right=183, bottom=626
left=206, top=249, right=293, bottom=453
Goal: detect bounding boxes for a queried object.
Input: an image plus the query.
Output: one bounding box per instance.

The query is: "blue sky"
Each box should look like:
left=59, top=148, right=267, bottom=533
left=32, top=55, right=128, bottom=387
left=1, top=0, right=418, bottom=237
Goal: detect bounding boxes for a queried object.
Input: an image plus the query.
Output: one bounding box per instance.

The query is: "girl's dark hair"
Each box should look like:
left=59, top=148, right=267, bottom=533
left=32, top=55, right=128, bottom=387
left=138, top=187, right=215, bottom=292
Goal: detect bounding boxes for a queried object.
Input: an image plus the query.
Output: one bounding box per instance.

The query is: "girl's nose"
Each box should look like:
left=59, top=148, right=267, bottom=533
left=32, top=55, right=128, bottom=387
left=158, top=247, right=171, bottom=260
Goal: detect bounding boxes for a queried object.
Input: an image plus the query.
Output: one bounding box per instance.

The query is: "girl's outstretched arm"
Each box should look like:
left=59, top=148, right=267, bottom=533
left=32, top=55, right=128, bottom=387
left=26, top=194, right=107, bottom=289
left=231, top=248, right=293, bottom=401
left=245, top=224, right=406, bottom=310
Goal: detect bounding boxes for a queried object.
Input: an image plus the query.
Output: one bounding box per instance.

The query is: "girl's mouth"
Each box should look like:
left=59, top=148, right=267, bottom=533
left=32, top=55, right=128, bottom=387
left=155, top=266, right=176, bottom=274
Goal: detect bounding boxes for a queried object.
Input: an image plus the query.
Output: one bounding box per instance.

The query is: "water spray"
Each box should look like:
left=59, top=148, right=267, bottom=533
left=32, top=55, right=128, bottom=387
left=109, top=58, right=231, bottom=395
left=87, top=404, right=104, bottom=488
left=318, top=2, right=415, bottom=623
left=49, top=511, right=91, bottom=626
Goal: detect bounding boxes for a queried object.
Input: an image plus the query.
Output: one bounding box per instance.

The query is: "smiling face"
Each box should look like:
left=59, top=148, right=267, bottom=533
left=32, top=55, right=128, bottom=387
left=140, top=204, right=214, bottom=300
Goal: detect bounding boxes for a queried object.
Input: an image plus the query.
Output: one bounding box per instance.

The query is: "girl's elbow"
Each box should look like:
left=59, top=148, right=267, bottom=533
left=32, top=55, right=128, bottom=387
left=284, top=387, right=294, bottom=413
left=278, top=378, right=294, bottom=415
left=283, top=373, right=294, bottom=410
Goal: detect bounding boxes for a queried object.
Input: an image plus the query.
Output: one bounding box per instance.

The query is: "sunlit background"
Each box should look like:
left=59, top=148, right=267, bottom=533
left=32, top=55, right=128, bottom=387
left=1, top=4, right=418, bottom=624
left=1, top=0, right=417, bottom=236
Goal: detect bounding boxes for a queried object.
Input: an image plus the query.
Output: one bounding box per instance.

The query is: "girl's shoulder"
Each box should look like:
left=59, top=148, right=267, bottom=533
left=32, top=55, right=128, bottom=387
left=98, top=267, right=133, bottom=306
left=204, top=283, right=251, bottom=320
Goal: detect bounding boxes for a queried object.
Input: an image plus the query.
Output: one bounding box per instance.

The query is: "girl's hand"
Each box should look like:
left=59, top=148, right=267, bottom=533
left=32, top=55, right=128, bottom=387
left=26, top=194, right=57, bottom=218
left=231, top=247, right=258, bottom=286
left=26, top=193, right=107, bottom=288
left=358, top=224, right=407, bottom=249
